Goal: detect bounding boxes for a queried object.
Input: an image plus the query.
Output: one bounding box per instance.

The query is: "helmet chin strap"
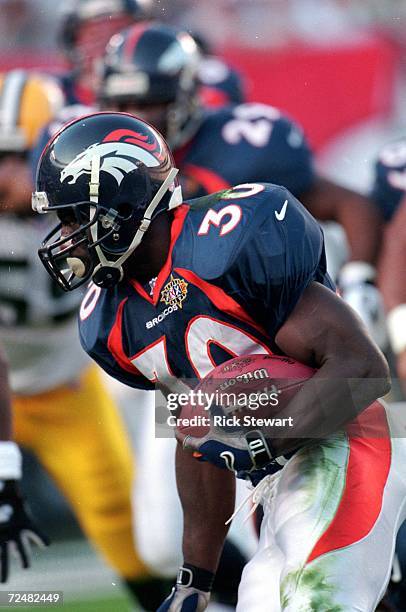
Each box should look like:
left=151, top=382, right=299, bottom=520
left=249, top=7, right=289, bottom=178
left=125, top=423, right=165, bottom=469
left=78, top=155, right=182, bottom=287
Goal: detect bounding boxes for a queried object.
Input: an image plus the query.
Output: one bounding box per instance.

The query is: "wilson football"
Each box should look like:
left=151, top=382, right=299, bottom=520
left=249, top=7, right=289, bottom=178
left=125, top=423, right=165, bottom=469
left=176, top=353, right=316, bottom=439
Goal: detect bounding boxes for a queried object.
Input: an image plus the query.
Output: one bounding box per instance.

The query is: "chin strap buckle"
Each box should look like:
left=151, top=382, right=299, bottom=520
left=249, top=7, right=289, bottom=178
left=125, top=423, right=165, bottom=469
left=139, top=218, right=151, bottom=233
left=31, top=191, right=49, bottom=213
left=89, top=155, right=100, bottom=202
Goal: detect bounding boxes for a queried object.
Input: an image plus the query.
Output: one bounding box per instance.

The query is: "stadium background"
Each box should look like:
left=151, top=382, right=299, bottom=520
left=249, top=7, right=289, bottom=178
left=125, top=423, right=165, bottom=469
left=0, top=0, right=405, bottom=610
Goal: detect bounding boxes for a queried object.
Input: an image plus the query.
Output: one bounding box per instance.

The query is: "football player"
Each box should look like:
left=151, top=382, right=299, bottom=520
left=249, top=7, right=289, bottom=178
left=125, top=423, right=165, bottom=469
left=57, top=0, right=153, bottom=105
left=365, top=138, right=406, bottom=612
left=372, top=138, right=406, bottom=381
left=0, top=340, right=48, bottom=582
left=29, top=98, right=247, bottom=611
left=32, top=111, right=404, bottom=612
left=0, top=71, right=168, bottom=609
left=98, top=22, right=386, bottom=347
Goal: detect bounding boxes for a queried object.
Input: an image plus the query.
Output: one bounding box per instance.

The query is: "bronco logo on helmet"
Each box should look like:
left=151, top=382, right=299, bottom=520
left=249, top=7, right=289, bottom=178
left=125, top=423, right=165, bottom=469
left=60, top=128, right=164, bottom=187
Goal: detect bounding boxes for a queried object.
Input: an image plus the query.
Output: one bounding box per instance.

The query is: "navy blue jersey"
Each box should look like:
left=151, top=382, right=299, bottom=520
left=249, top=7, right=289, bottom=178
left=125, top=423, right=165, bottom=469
left=79, top=184, right=332, bottom=392
left=198, top=57, right=245, bottom=107
left=371, top=138, right=406, bottom=222
left=176, top=103, right=315, bottom=200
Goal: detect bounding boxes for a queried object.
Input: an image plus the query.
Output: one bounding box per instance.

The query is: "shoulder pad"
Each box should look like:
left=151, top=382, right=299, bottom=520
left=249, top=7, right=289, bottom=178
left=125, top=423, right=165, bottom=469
left=184, top=183, right=306, bottom=280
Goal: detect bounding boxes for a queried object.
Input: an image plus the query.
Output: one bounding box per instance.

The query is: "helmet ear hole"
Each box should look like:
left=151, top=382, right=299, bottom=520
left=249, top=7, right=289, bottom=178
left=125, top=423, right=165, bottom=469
left=117, top=202, right=134, bottom=220
left=92, top=264, right=123, bottom=288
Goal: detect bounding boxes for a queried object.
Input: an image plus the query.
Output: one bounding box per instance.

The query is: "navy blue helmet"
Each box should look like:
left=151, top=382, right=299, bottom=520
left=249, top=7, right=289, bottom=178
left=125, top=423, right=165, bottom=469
left=99, top=23, right=202, bottom=147
left=32, top=112, right=182, bottom=290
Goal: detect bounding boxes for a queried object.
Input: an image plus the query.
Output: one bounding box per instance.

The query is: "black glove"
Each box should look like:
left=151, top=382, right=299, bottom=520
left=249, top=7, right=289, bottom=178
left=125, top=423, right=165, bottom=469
left=157, top=564, right=214, bottom=611
left=0, top=479, right=49, bottom=582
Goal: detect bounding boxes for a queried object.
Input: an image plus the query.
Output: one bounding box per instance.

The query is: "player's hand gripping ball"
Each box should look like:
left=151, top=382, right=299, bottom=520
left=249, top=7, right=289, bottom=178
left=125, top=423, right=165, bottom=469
left=176, top=354, right=315, bottom=474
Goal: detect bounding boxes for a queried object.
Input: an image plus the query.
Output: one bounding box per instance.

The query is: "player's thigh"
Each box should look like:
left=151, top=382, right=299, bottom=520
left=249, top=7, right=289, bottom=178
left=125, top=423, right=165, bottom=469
left=14, top=365, right=134, bottom=521
left=13, top=366, right=155, bottom=579
left=237, top=402, right=406, bottom=612
left=237, top=432, right=354, bottom=611
left=274, top=407, right=406, bottom=611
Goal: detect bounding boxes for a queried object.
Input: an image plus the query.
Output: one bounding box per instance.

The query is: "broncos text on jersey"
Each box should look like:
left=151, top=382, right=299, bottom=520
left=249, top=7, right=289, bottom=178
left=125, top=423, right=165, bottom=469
left=79, top=183, right=333, bottom=391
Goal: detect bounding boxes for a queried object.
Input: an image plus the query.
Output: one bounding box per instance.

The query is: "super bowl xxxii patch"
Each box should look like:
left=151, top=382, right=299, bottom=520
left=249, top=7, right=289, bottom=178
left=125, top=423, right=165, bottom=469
left=160, top=274, right=188, bottom=309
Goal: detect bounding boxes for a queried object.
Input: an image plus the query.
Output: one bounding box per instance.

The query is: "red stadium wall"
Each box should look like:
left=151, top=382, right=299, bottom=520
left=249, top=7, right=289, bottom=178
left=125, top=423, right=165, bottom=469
left=221, top=36, right=398, bottom=150
left=0, top=34, right=398, bottom=152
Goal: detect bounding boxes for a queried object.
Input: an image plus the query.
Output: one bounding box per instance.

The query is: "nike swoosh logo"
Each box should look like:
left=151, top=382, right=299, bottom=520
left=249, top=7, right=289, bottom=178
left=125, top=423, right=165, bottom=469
left=275, top=199, right=288, bottom=221
left=220, top=451, right=236, bottom=472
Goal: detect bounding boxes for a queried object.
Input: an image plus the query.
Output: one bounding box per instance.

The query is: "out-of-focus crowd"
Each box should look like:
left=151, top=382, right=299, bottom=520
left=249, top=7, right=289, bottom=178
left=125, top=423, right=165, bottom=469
left=3, top=0, right=406, bottom=51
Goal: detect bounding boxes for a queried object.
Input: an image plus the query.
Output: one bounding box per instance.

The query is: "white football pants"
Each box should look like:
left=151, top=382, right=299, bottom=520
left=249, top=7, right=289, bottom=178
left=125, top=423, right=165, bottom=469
left=237, top=400, right=406, bottom=612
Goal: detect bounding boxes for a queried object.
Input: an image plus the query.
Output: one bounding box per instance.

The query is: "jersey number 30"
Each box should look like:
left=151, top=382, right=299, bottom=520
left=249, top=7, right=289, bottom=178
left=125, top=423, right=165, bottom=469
left=197, top=183, right=264, bottom=236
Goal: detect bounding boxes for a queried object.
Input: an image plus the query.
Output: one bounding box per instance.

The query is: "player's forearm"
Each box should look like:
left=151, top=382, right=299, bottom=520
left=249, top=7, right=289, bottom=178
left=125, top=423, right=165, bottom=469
left=302, top=177, right=383, bottom=264
left=176, top=443, right=235, bottom=572
left=269, top=356, right=390, bottom=456
left=272, top=283, right=390, bottom=456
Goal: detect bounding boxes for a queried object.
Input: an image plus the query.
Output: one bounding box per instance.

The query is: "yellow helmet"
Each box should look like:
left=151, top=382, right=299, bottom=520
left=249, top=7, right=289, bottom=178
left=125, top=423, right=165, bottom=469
left=0, top=70, right=65, bottom=152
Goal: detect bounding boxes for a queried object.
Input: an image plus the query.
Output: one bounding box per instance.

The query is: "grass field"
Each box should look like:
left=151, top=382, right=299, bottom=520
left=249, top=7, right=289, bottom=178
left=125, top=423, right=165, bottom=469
left=16, top=595, right=132, bottom=611
left=0, top=539, right=136, bottom=611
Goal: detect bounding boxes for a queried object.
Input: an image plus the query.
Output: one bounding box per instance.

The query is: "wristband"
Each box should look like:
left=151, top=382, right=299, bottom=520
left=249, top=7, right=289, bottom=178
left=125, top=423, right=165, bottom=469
left=0, top=441, right=22, bottom=480
left=245, top=430, right=275, bottom=469
left=177, top=564, right=215, bottom=592
left=387, top=304, right=406, bottom=355
left=339, top=261, right=376, bottom=287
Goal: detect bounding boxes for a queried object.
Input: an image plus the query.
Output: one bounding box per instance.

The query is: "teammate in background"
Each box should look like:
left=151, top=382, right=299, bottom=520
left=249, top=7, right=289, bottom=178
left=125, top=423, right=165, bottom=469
left=32, top=111, right=402, bottom=612
left=0, top=71, right=167, bottom=609
left=377, top=197, right=406, bottom=612
left=371, top=138, right=406, bottom=380
left=59, top=1, right=244, bottom=110
left=0, top=340, right=48, bottom=583
left=98, top=22, right=386, bottom=347
left=192, top=31, right=246, bottom=108
left=365, top=138, right=406, bottom=612
left=57, top=0, right=153, bottom=105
